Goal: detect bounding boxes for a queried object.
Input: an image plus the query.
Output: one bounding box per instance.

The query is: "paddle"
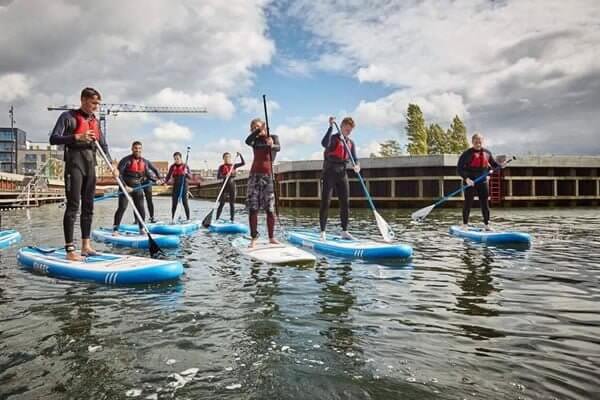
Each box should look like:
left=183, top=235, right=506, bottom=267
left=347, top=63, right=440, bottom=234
left=94, top=141, right=163, bottom=257
left=201, top=153, right=240, bottom=228
left=173, top=146, right=191, bottom=223
left=263, top=94, right=283, bottom=230
left=411, top=156, right=516, bottom=222
left=332, top=121, right=395, bottom=243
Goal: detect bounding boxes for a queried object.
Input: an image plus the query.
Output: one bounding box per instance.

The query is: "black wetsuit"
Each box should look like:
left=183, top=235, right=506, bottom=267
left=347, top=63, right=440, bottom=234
left=457, top=148, right=499, bottom=225
left=216, top=155, right=245, bottom=221
left=50, top=109, right=112, bottom=245
left=165, top=163, right=191, bottom=220
left=113, top=155, right=154, bottom=230
left=319, top=127, right=357, bottom=232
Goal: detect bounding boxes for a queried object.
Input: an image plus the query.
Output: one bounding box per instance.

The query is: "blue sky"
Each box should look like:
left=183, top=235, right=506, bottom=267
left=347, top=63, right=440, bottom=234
left=0, top=0, right=598, bottom=168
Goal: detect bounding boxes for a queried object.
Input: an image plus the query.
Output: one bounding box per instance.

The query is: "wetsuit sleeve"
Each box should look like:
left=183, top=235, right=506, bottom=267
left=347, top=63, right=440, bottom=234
left=245, top=129, right=261, bottom=147
left=165, top=164, right=174, bottom=183
left=49, top=112, right=76, bottom=145
left=234, top=153, right=245, bottom=169
left=185, top=165, right=192, bottom=179
left=98, top=124, right=112, bottom=163
left=117, top=156, right=129, bottom=176
left=457, top=149, right=470, bottom=179
left=350, top=139, right=358, bottom=163
left=321, top=126, right=333, bottom=148
left=146, top=159, right=162, bottom=180
left=271, top=135, right=281, bottom=153
left=487, top=150, right=500, bottom=169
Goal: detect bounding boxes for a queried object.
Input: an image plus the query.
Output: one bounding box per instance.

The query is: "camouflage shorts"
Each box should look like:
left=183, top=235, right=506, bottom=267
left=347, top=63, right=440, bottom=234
left=246, top=174, right=275, bottom=212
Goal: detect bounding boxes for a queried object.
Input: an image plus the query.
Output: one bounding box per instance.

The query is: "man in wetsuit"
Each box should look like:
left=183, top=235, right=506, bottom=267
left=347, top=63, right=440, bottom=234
left=319, top=117, right=360, bottom=241
left=457, top=133, right=503, bottom=230
left=216, top=152, right=245, bottom=222
left=50, top=87, right=118, bottom=261
left=245, top=118, right=280, bottom=248
left=113, top=141, right=162, bottom=233
left=165, top=152, right=192, bottom=222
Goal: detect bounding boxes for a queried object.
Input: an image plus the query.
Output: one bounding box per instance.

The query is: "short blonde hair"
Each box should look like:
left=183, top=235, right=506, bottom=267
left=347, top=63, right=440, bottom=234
left=472, top=132, right=483, bottom=142
left=341, top=117, right=355, bottom=128
left=250, top=118, right=263, bottom=130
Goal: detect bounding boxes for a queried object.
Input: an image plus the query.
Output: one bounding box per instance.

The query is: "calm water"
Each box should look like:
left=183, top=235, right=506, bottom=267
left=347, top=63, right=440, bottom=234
left=1, top=198, right=599, bottom=400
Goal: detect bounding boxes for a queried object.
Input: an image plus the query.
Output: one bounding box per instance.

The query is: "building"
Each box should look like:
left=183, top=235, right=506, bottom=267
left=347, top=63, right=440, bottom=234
left=0, top=127, right=26, bottom=173
left=21, top=141, right=63, bottom=175
left=192, top=155, right=600, bottom=208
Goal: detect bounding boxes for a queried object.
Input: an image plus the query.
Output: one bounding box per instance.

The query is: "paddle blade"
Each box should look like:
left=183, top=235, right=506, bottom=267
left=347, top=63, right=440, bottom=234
left=147, top=234, right=164, bottom=258
left=374, top=210, right=395, bottom=243
left=201, top=210, right=213, bottom=228
left=411, top=204, right=435, bottom=222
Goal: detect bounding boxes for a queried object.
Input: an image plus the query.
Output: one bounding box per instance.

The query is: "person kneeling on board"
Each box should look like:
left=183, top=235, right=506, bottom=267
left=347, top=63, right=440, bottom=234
left=245, top=118, right=280, bottom=248
left=216, top=151, right=245, bottom=222
left=457, top=133, right=505, bottom=231
left=113, top=141, right=153, bottom=235
left=50, top=87, right=118, bottom=261
left=319, top=116, right=360, bottom=241
left=165, top=152, right=192, bottom=222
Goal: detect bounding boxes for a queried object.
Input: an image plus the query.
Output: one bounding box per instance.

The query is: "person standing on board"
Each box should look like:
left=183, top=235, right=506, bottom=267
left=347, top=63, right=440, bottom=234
left=112, top=141, right=160, bottom=234
left=50, top=87, right=118, bottom=261
left=245, top=118, right=280, bottom=248
left=215, top=152, right=245, bottom=222
left=319, top=116, right=360, bottom=241
left=140, top=156, right=164, bottom=224
left=457, top=133, right=504, bottom=230
left=164, top=152, right=192, bottom=222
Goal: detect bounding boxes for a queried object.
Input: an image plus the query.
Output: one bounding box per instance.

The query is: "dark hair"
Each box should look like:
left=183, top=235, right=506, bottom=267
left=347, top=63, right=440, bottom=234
left=222, top=152, right=231, bottom=159
left=81, top=87, right=101, bottom=100
left=132, top=141, right=142, bottom=147
left=173, top=152, right=182, bottom=158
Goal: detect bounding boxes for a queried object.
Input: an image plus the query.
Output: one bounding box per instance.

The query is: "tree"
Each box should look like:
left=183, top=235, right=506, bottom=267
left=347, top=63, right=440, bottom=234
left=447, top=115, right=469, bottom=153
left=426, top=123, right=449, bottom=154
left=405, top=104, right=428, bottom=155
left=378, top=139, right=402, bottom=157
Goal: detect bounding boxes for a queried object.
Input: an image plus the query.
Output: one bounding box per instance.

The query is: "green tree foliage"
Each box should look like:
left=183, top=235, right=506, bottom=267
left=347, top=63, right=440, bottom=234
left=405, top=104, right=428, bottom=155
left=447, top=115, right=469, bottom=153
left=371, top=139, right=402, bottom=158
left=426, top=123, right=449, bottom=154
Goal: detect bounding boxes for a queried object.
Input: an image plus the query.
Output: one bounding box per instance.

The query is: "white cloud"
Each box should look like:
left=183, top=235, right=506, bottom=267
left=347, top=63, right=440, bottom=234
left=150, top=88, right=235, bottom=120
left=153, top=121, right=193, bottom=142
left=0, top=73, right=33, bottom=102
left=356, top=140, right=382, bottom=158
left=239, top=96, right=280, bottom=115
left=272, top=124, right=318, bottom=145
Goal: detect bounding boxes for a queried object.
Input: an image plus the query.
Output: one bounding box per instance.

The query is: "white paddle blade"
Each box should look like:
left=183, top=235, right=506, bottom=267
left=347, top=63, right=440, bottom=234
left=411, top=204, right=435, bottom=222
left=374, top=210, right=395, bottom=243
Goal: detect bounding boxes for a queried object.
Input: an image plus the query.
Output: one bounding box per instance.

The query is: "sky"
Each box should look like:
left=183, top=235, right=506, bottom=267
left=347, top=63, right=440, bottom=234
left=0, top=0, right=598, bottom=169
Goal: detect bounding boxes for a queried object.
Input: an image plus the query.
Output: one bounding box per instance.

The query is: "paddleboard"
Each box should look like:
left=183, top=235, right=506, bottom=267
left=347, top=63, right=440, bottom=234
left=0, top=229, right=21, bottom=250
left=449, top=225, right=531, bottom=245
left=92, top=228, right=180, bottom=249
left=208, top=220, right=249, bottom=234
left=17, top=247, right=183, bottom=284
left=287, top=230, right=413, bottom=259
left=232, top=237, right=316, bottom=265
left=119, top=221, right=200, bottom=235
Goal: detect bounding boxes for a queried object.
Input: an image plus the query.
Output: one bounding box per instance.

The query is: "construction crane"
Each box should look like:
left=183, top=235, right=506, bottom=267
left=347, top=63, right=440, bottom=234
left=47, top=103, right=207, bottom=135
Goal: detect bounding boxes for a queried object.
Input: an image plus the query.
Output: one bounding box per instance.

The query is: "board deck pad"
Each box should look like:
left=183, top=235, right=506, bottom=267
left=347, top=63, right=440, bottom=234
left=232, top=237, right=316, bottom=265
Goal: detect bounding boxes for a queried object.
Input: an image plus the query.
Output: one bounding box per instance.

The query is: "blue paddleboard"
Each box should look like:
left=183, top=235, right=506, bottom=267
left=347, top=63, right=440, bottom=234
left=92, top=228, right=180, bottom=249
left=287, top=230, right=413, bottom=259
left=208, top=220, right=249, bottom=234
left=449, top=225, right=531, bottom=245
left=0, top=229, right=21, bottom=250
left=119, top=221, right=200, bottom=235
left=17, top=247, right=183, bottom=284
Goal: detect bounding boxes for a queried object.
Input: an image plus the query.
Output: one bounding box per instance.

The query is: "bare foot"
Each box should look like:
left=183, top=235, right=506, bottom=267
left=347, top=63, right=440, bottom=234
left=112, top=230, right=121, bottom=237
left=81, top=247, right=98, bottom=257
left=248, top=238, right=257, bottom=248
left=269, top=238, right=280, bottom=245
left=66, top=251, right=84, bottom=262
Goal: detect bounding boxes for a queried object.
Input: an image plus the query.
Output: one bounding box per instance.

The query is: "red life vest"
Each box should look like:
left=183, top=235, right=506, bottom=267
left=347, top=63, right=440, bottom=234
left=171, top=163, right=187, bottom=177
left=127, top=158, right=146, bottom=175
left=73, top=111, right=100, bottom=140
left=327, top=135, right=352, bottom=161
left=219, top=164, right=235, bottom=177
left=468, top=150, right=489, bottom=169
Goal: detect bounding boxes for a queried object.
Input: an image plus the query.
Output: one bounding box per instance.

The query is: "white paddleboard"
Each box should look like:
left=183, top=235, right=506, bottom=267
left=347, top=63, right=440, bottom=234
left=232, top=237, right=316, bottom=265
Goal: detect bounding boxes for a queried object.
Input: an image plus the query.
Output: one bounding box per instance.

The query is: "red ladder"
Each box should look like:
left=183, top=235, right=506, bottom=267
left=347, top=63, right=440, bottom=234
left=489, top=170, right=502, bottom=205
